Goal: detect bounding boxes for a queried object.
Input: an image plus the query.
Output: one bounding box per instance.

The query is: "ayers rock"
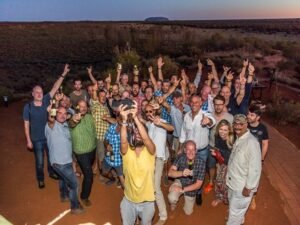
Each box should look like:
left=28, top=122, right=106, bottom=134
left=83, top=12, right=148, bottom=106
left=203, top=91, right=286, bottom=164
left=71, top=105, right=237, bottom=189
left=145, top=17, right=169, bottom=22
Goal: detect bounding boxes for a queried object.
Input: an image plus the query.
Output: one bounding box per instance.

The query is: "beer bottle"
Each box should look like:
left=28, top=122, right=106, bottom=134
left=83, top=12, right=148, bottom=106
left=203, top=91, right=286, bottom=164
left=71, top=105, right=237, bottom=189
left=187, top=160, right=193, bottom=178
left=110, top=151, right=115, bottom=162
left=50, top=99, right=57, bottom=117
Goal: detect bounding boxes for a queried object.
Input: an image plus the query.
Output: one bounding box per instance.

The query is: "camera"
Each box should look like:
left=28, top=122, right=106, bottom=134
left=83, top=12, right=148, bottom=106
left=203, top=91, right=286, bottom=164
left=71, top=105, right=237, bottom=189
left=112, top=98, right=134, bottom=110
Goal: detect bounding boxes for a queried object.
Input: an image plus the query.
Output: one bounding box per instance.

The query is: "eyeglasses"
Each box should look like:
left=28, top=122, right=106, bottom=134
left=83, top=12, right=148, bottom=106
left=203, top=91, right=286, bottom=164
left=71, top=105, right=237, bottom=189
left=145, top=110, right=153, bottom=113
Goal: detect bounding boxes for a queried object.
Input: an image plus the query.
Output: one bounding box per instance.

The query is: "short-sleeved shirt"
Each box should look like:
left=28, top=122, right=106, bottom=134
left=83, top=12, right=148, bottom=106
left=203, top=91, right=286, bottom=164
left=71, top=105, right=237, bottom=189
left=173, top=154, right=206, bottom=197
left=70, top=114, right=97, bottom=154
left=104, top=124, right=122, bottom=167
left=23, top=93, right=51, bottom=142
left=170, top=104, right=191, bottom=138
left=69, top=90, right=89, bottom=108
left=248, top=123, right=269, bottom=150
left=154, top=90, right=173, bottom=123
left=90, top=100, right=110, bottom=141
left=122, top=146, right=155, bottom=203
left=45, top=121, right=73, bottom=165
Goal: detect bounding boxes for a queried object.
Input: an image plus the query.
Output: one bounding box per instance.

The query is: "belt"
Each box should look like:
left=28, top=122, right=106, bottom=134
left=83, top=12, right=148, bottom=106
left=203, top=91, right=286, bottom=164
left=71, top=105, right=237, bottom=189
left=197, top=146, right=208, bottom=152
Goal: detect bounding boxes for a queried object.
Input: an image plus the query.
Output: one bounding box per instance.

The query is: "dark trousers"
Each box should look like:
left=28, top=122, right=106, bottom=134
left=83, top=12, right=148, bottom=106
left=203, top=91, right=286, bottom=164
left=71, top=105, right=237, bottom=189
left=32, top=140, right=55, bottom=182
left=75, top=149, right=96, bottom=200
left=52, top=163, right=80, bottom=209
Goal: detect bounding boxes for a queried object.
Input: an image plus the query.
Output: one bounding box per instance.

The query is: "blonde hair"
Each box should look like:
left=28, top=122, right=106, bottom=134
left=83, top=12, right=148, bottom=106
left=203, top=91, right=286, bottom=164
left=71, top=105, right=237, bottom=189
left=215, top=119, right=234, bottom=149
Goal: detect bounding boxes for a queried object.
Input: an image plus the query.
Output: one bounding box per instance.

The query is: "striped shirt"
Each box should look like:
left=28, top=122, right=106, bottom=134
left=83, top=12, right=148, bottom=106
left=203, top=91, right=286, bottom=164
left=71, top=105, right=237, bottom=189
left=70, top=114, right=97, bottom=154
left=90, top=100, right=110, bottom=141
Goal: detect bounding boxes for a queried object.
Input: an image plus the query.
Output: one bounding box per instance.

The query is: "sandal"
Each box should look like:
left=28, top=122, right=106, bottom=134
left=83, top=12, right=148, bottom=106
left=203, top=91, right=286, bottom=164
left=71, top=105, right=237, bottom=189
left=204, top=183, right=214, bottom=194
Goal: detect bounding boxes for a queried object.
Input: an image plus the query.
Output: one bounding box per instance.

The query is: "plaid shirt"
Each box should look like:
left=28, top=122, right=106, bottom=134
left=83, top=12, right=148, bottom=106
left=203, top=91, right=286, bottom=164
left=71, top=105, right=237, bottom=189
left=90, top=100, right=110, bottom=141
left=154, top=90, right=173, bottom=123
left=104, top=123, right=122, bottom=167
left=173, top=153, right=206, bottom=197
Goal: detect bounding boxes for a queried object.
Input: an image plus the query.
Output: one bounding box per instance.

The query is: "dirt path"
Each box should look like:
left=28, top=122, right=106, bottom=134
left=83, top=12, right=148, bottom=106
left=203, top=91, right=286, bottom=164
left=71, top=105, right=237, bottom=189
left=0, top=101, right=291, bottom=225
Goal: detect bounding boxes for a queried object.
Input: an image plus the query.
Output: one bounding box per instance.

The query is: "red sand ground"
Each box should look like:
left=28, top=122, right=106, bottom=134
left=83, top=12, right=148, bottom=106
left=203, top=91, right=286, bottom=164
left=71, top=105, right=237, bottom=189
left=0, top=101, right=291, bottom=225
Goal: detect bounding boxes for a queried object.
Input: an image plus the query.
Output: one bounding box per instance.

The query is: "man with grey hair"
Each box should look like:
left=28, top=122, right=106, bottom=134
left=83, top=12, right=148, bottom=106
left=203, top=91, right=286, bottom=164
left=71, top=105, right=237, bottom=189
left=23, top=64, right=70, bottom=189
left=226, top=114, right=262, bottom=225
left=168, top=140, right=206, bottom=215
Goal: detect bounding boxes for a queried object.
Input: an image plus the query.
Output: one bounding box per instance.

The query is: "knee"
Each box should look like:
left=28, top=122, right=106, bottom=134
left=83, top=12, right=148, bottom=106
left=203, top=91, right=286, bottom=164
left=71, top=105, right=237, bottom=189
left=168, top=192, right=177, bottom=204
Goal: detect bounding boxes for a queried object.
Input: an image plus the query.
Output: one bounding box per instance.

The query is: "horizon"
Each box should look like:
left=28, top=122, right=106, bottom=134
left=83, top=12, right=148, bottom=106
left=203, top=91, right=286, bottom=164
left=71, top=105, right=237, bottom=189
left=1, top=0, right=300, bottom=22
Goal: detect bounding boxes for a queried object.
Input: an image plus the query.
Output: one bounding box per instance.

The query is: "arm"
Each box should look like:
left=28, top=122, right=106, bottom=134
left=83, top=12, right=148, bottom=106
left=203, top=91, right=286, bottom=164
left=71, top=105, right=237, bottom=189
left=261, top=140, right=269, bottom=161
left=105, top=74, right=112, bottom=91
left=24, top=121, right=33, bottom=149
left=168, top=165, right=184, bottom=178
left=87, top=66, right=97, bottom=84
left=49, top=64, right=70, bottom=98
left=193, top=60, right=202, bottom=88
left=115, top=64, right=121, bottom=84
left=157, top=56, right=164, bottom=81
left=207, top=58, right=219, bottom=83
left=247, top=63, right=255, bottom=83
left=182, top=180, right=203, bottom=193
left=148, top=66, right=158, bottom=90
left=239, top=59, right=248, bottom=79
left=152, top=116, right=174, bottom=132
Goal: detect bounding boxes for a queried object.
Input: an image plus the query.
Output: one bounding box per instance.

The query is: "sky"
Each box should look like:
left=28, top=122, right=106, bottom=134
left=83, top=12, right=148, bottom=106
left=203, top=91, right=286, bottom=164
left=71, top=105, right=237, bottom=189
left=0, top=0, right=299, bottom=21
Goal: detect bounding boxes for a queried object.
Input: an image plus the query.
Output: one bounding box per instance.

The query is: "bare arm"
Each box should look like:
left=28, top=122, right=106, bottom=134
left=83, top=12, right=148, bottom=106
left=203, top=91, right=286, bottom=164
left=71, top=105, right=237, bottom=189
left=87, top=66, right=97, bottom=84
left=120, top=123, right=129, bottom=155
left=182, top=180, right=203, bottom=193
left=261, top=140, right=269, bottom=161
left=247, top=62, right=255, bottom=83
left=115, top=65, right=121, bottom=84
left=148, top=66, right=158, bottom=90
left=207, top=58, right=219, bottom=83
left=157, top=57, right=164, bottom=81
left=49, top=64, right=70, bottom=98
left=24, top=121, right=33, bottom=149
left=168, top=165, right=184, bottom=178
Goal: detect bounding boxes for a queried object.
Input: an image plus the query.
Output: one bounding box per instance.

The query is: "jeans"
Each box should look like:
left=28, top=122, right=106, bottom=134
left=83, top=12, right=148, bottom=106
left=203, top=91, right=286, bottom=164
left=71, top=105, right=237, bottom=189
left=154, top=158, right=167, bottom=220
left=227, top=188, right=254, bottom=225
left=75, top=149, right=96, bottom=200
left=196, top=146, right=209, bottom=195
left=120, top=197, right=155, bottom=225
left=52, top=163, right=80, bottom=209
left=32, top=140, right=55, bottom=182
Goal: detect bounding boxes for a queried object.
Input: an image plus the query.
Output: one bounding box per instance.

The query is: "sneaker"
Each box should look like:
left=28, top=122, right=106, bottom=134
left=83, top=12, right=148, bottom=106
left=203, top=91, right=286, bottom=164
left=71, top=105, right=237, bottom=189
left=71, top=206, right=85, bottom=215
left=49, top=173, right=59, bottom=180
left=196, top=193, right=202, bottom=206
left=204, top=183, right=213, bottom=194
left=81, top=198, right=92, bottom=207
left=154, top=219, right=167, bottom=225
left=38, top=181, right=45, bottom=189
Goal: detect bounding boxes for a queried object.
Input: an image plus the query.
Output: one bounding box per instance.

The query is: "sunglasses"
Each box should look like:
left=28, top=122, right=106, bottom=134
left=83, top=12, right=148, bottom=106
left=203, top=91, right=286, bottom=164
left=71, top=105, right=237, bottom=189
left=145, top=110, right=153, bottom=113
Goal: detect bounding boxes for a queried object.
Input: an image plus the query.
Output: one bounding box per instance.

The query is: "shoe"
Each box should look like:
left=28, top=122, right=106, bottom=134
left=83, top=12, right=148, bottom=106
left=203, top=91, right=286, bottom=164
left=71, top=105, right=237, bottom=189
left=81, top=198, right=92, bottom=207
left=38, top=181, right=45, bottom=189
left=60, top=196, right=70, bottom=202
left=204, top=183, right=213, bottom=194
left=116, top=180, right=122, bottom=189
left=154, top=219, right=167, bottom=225
left=71, top=205, right=85, bottom=215
left=196, top=192, right=202, bottom=206
left=49, top=173, right=59, bottom=180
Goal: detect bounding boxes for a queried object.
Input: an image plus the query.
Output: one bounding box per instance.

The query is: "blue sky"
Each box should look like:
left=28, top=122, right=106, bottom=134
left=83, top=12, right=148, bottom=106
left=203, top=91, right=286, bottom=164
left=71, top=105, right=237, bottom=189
left=0, top=0, right=299, bottom=21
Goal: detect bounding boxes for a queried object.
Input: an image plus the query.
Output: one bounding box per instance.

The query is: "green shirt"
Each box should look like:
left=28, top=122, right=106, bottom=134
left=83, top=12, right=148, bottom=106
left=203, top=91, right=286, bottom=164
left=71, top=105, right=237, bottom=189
left=70, top=114, right=97, bottom=154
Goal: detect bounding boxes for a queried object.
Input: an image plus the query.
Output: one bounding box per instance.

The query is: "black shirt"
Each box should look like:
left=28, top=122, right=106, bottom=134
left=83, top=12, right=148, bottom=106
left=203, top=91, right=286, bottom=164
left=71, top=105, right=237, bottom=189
left=215, top=135, right=232, bottom=165
left=248, top=123, right=269, bottom=150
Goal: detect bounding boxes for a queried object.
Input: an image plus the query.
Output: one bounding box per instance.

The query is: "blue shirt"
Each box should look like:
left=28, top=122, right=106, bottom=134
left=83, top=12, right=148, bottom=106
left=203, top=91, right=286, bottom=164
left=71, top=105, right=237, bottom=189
left=170, top=104, right=191, bottom=138
left=45, top=121, right=73, bottom=165
left=154, top=90, right=173, bottom=123
left=104, top=123, right=122, bottom=167
left=23, top=93, right=51, bottom=141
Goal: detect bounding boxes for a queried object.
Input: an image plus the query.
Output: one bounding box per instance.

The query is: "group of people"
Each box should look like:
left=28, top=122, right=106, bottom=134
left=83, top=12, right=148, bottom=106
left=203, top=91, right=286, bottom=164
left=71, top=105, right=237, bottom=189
left=23, top=57, right=269, bottom=225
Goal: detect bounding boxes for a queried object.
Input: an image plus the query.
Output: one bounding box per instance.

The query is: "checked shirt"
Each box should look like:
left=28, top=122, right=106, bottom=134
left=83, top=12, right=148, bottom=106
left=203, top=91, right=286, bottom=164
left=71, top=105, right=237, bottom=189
left=104, top=123, right=122, bottom=167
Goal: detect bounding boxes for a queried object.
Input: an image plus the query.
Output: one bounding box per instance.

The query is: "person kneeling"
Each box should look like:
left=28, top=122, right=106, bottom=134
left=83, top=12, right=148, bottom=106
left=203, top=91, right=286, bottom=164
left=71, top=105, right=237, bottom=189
left=168, top=140, right=205, bottom=215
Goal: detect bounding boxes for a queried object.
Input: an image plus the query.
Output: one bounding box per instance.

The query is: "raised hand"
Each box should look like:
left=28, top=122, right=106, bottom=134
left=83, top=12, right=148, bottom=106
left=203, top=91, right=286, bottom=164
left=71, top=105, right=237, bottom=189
left=207, top=58, right=215, bottom=66
left=130, top=101, right=138, bottom=118
left=62, top=64, right=70, bottom=76
left=243, top=59, right=249, bottom=68
left=223, top=65, right=231, bottom=73
left=148, top=66, right=153, bottom=74
left=157, top=56, right=164, bottom=69
left=197, top=59, right=203, bottom=71
left=86, top=66, right=92, bottom=74
left=226, top=71, right=234, bottom=81
left=119, top=104, right=131, bottom=122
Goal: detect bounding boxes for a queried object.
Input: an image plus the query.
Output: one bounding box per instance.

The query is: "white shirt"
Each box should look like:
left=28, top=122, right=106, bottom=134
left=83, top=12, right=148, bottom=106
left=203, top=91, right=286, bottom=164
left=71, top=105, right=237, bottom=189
left=226, top=130, right=262, bottom=192
left=146, top=119, right=168, bottom=160
left=179, top=110, right=216, bottom=149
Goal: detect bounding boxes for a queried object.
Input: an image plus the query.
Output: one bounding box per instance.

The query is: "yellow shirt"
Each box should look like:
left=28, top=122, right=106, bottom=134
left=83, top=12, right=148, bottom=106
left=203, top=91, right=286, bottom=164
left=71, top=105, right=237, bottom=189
left=122, top=146, right=155, bottom=203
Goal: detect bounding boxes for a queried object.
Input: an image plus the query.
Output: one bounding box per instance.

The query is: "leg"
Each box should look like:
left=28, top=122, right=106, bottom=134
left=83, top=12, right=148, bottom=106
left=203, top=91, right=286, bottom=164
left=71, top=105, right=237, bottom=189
left=154, top=158, right=168, bottom=221
left=183, top=195, right=196, bottom=215
left=43, top=140, right=55, bottom=177
left=205, top=150, right=216, bottom=194
left=168, top=179, right=183, bottom=210
left=138, top=201, right=155, bottom=225
left=120, top=197, right=138, bottom=225
left=32, top=141, right=45, bottom=183
left=75, top=150, right=96, bottom=200
left=227, top=189, right=253, bottom=225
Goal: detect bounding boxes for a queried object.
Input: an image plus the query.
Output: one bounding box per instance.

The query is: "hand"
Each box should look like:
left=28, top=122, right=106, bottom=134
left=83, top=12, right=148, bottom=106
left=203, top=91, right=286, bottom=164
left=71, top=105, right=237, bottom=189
left=47, top=101, right=52, bottom=113
left=210, top=149, right=216, bottom=156
left=130, top=101, right=138, bottom=118
left=157, top=56, right=164, bottom=69
left=173, top=78, right=181, bottom=87
left=207, top=58, right=215, bottom=66
left=242, top=187, right=251, bottom=197
left=72, top=113, right=82, bottom=123
left=119, top=104, right=131, bottom=122
left=133, top=65, right=139, bottom=76
left=150, top=115, right=161, bottom=126
left=248, top=63, right=255, bottom=74
left=226, top=71, right=234, bottom=81
left=105, top=73, right=111, bottom=84
left=102, top=114, right=109, bottom=121
left=197, top=59, right=203, bottom=71
left=62, top=64, right=70, bottom=76
left=182, top=168, right=191, bottom=177
left=201, top=115, right=210, bottom=126
left=223, top=65, right=231, bottom=73
left=106, top=144, right=113, bottom=152
left=180, top=78, right=187, bottom=88
left=117, top=63, right=122, bottom=72
left=243, top=59, right=249, bottom=68
left=86, top=66, right=92, bottom=74
left=27, top=140, right=33, bottom=150
left=148, top=66, right=153, bottom=74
